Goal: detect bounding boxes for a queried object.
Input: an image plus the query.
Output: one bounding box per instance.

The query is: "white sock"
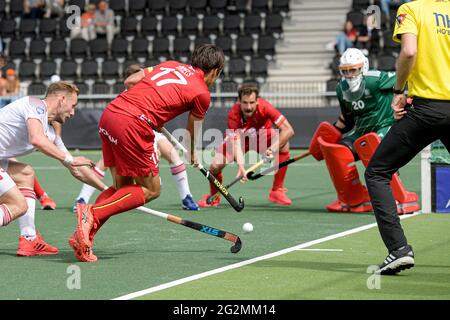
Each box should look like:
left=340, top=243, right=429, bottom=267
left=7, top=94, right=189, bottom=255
left=77, top=167, right=105, bottom=202
left=18, top=187, right=37, bottom=240
left=170, top=161, right=191, bottom=200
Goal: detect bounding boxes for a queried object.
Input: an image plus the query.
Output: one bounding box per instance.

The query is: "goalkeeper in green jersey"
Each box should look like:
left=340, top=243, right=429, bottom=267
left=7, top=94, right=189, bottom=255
left=309, top=48, right=419, bottom=214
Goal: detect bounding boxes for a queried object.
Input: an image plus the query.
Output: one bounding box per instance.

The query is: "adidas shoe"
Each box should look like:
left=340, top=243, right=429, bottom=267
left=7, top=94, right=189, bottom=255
left=182, top=194, right=199, bottom=211
left=376, top=244, right=415, bottom=275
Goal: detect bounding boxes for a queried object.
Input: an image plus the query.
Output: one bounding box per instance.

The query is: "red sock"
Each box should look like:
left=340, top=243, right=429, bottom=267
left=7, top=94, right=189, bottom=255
left=89, top=187, right=117, bottom=240
left=92, top=185, right=145, bottom=225
left=272, top=151, right=290, bottom=191
left=33, top=178, right=45, bottom=199
left=209, top=171, right=223, bottom=196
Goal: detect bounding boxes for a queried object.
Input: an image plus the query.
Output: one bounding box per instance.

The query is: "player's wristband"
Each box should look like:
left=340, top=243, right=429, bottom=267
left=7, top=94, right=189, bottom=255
left=63, top=154, right=74, bottom=166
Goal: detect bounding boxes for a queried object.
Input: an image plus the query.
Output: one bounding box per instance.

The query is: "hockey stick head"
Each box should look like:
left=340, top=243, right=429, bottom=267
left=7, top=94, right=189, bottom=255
left=236, top=196, right=245, bottom=212
left=230, top=237, right=242, bottom=253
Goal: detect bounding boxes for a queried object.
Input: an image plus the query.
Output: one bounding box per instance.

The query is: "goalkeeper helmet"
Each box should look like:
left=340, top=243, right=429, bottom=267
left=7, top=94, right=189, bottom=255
left=339, top=48, right=369, bottom=101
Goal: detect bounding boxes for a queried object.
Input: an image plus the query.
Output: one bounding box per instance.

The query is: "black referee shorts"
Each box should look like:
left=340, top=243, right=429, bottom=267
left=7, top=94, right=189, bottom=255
left=365, top=97, right=450, bottom=251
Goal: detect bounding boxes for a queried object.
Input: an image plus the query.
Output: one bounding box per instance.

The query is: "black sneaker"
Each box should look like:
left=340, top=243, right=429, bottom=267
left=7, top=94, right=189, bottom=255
left=376, top=245, right=415, bottom=275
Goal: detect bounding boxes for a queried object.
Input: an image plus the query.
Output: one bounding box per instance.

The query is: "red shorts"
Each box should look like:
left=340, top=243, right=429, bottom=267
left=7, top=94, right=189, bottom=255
left=99, top=108, right=159, bottom=177
left=220, top=128, right=276, bottom=162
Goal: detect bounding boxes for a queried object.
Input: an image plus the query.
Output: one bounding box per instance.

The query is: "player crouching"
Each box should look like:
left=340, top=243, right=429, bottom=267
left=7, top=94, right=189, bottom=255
left=309, top=48, right=419, bottom=214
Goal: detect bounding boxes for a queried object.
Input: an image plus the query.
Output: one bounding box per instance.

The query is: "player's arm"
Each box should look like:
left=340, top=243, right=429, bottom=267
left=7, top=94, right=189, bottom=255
left=185, top=112, right=203, bottom=166
left=334, top=94, right=355, bottom=134
left=27, top=119, right=93, bottom=167
left=124, top=67, right=154, bottom=89
left=268, top=118, right=294, bottom=155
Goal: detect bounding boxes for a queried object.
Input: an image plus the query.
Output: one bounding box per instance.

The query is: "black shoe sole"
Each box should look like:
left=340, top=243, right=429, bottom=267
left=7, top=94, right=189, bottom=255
left=379, top=263, right=414, bottom=275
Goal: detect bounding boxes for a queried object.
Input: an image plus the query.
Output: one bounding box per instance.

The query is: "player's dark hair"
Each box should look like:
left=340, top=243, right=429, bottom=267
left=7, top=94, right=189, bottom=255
left=191, top=44, right=224, bottom=74
left=45, top=81, right=80, bottom=97
left=125, top=64, right=142, bottom=78
left=238, top=83, right=259, bottom=100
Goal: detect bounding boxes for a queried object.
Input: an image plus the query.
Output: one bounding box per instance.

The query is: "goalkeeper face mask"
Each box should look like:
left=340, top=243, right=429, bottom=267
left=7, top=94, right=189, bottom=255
left=340, top=66, right=365, bottom=102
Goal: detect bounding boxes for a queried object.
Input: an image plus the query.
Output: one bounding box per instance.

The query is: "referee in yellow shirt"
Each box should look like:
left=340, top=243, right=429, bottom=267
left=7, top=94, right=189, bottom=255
left=365, top=0, right=450, bottom=275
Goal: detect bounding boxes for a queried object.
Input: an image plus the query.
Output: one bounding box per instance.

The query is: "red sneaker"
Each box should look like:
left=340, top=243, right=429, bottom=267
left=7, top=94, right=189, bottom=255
left=197, top=194, right=220, bottom=208
left=326, top=199, right=373, bottom=212
left=75, top=203, right=95, bottom=249
left=69, top=232, right=97, bottom=262
left=16, top=233, right=59, bottom=256
left=397, top=192, right=420, bottom=215
left=40, top=194, right=56, bottom=210
left=268, top=188, right=292, bottom=205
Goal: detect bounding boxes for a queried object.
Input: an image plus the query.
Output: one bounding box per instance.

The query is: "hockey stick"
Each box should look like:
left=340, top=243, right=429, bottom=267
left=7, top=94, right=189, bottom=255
left=160, top=127, right=245, bottom=212
left=137, top=206, right=242, bottom=253
left=247, top=151, right=311, bottom=180
left=206, top=158, right=268, bottom=204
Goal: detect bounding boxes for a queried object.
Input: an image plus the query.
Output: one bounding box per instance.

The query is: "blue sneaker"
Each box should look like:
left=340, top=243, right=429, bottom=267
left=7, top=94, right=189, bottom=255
left=72, top=197, right=86, bottom=213
left=182, top=195, right=199, bottom=211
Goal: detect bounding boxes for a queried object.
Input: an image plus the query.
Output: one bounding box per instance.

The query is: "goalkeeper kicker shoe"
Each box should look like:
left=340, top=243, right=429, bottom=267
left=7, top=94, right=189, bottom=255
left=377, top=245, right=415, bottom=275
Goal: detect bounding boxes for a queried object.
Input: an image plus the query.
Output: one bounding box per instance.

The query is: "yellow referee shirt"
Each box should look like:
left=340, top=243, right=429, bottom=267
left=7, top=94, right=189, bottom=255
left=393, top=0, right=450, bottom=100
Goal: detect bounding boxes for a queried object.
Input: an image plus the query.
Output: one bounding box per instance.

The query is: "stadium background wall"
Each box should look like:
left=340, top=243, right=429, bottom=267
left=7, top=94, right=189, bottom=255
left=61, top=107, right=340, bottom=149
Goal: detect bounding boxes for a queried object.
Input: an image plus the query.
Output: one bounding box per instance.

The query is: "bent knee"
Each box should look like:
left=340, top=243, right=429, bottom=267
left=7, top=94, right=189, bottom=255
left=144, top=187, right=161, bottom=202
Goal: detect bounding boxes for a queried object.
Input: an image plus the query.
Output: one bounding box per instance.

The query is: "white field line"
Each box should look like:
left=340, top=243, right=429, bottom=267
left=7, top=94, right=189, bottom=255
left=113, top=212, right=421, bottom=300
left=296, top=248, right=343, bottom=252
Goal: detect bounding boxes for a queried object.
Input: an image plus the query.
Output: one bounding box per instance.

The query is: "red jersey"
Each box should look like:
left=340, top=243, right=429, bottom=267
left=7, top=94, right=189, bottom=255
left=227, top=98, right=285, bottom=132
left=107, top=61, right=211, bottom=128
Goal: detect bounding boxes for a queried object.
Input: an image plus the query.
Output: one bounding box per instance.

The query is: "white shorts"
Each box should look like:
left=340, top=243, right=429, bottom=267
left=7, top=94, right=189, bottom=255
left=0, top=161, right=16, bottom=197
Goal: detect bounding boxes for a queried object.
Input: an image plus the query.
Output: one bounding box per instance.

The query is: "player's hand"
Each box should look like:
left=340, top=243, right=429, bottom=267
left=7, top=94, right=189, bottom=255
left=237, top=165, right=248, bottom=182
left=391, top=93, right=408, bottom=120
left=71, top=156, right=95, bottom=168
left=265, top=148, right=274, bottom=161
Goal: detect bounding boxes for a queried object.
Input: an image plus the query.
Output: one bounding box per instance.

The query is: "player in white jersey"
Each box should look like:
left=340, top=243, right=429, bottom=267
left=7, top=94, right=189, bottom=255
left=0, top=81, right=105, bottom=257
left=72, top=64, right=199, bottom=211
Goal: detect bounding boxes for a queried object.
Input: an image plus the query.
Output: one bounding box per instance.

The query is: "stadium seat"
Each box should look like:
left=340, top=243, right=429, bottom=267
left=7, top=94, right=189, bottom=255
left=181, top=15, right=200, bottom=36
left=326, top=78, right=339, bottom=92
left=70, top=38, right=89, bottom=58
left=29, top=39, right=47, bottom=59
left=101, top=60, right=120, bottom=80
left=28, top=82, right=47, bottom=96
left=272, top=0, right=290, bottom=14
left=228, top=57, right=247, bottom=78
left=209, top=0, right=228, bottom=14
left=0, top=19, right=17, bottom=39
left=92, top=81, right=111, bottom=94
left=223, top=15, right=241, bottom=35
left=68, top=0, right=86, bottom=10
left=60, top=60, right=78, bottom=80
left=352, top=0, right=371, bottom=11
left=111, top=37, right=129, bottom=58
left=194, top=36, right=211, bottom=47
left=215, top=36, right=232, bottom=57
left=89, top=38, right=109, bottom=58
left=173, top=37, right=191, bottom=59
left=0, top=0, right=5, bottom=17
left=147, top=0, right=167, bottom=15
left=257, top=34, right=276, bottom=57
left=377, top=54, right=396, bottom=71
left=187, top=0, right=208, bottom=14
left=250, top=57, right=268, bottom=78
left=265, top=13, right=283, bottom=36
left=121, top=17, right=139, bottom=37
left=59, top=15, right=72, bottom=38
left=347, top=10, right=365, bottom=28
left=244, top=14, right=262, bottom=35
left=20, top=19, right=37, bottom=38
left=141, top=16, right=158, bottom=37
left=39, top=60, right=57, bottom=79
left=9, top=0, right=24, bottom=17
left=236, top=35, right=254, bottom=57
left=81, top=60, right=99, bottom=79
left=252, top=0, right=269, bottom=13
left=382, top=30, right=400, bottom=54
left=8, top=39, right=27, bottom=59
left=202, top=15, right=220, bottom=36
left=161, top=16, right=179, bottom=36
left=19, top=61, right=37, bottom=80
left=168, top=0, right=187, bottom=14
left=152, top=37, right=170, bottom=59
left=74, top=81, right=90, bottom=95
left=109, top=0, right=126, bottom=16
left=39, top=18, right=58, bottom=39
left=144, top=59, right=160, bottom=68
left=233, top=0, right=249, bottom=13
left=128, top=0, right=147, bottom=15
left=113, top=82, right=126, bottom=94
left=131, top=37, right=150, bottom=59
left=50, top=39, right=67, bottom=59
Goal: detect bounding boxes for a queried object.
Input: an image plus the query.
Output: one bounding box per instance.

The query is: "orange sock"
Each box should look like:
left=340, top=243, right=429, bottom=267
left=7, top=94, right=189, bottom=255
left=272, top=151, right=290, bottom=191
left=209, top=172, right=223, bottom=196
left=33, top=178, right=46, bottom=199
left=92, top=185, right=145, bottom=225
